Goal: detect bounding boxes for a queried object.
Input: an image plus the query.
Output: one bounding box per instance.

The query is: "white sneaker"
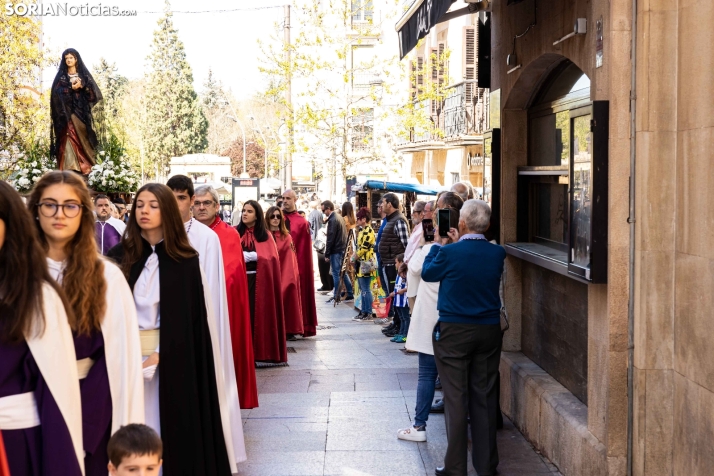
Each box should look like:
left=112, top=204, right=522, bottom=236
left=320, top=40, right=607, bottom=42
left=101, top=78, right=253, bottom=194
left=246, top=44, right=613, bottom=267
left=397, top=425, right=426, bottom=442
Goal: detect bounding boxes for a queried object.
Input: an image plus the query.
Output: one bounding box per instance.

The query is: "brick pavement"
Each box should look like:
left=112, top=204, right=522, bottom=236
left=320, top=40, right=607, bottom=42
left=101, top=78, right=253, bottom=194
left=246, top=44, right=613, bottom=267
left=236, top=290, right=561, bottom=476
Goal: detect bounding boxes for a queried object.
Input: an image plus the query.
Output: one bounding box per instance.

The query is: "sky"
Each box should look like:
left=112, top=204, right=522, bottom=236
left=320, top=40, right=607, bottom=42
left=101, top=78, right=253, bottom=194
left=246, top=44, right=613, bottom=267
left=40, top=0, right=288, bottom=98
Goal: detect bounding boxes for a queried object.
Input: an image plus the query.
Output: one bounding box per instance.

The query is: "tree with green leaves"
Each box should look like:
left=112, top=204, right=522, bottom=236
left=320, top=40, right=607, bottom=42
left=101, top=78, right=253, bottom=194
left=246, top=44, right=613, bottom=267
left=92, top=58, right=128, bottom=147
left=0, top=13, right=50, bottom=178
left=142, top=1, right=208, bottom=175
left=201, top=69, right=239, bottom=156
left=259, top=0, right=403, bottom=188
left=393, top=40, right=451, bottom=143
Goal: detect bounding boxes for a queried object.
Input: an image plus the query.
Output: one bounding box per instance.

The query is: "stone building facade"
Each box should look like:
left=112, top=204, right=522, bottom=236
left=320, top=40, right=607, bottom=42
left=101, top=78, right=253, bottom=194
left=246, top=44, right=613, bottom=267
left=486, top=0, right=714, bottom=474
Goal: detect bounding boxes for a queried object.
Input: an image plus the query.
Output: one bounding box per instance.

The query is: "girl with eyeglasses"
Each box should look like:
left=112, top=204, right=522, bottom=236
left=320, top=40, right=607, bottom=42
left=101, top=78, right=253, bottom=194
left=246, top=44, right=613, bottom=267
left=27, top=171, right=144, bottom=476
left=236, top=201, right=287, bottom=363
left=0, top=180, right=84, bottom=475
left=265, top=206, right=304, bottom=340
left=107, top=183, right=237, bottom=474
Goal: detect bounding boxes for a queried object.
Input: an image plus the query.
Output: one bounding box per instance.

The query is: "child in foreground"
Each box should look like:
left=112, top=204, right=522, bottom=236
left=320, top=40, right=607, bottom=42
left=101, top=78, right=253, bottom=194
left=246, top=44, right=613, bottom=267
left=107, top=424, right=163, bottom=476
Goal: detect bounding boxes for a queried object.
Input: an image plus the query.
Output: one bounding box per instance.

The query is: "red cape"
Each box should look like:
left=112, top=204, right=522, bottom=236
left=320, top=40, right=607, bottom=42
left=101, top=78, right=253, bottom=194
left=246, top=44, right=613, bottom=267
left=209, top=217, right=259, bottom=409
left=272, top=231, right=304, bottom=335
left=241, top=227, right=288, bottom=363
left=0, top=431, right=9, bottom=476
left=284, top=211, right=319, bottom=336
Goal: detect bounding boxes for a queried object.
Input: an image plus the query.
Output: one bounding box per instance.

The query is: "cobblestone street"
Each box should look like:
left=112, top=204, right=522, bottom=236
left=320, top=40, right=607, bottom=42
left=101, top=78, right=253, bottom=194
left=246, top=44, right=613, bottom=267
left=236, top=286, right=561, bottom=476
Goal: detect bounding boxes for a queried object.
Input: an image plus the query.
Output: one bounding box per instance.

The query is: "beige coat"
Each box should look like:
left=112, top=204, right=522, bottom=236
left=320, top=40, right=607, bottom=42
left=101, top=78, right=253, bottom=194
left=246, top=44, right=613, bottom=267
left=405, top=243, right=440, bottom=355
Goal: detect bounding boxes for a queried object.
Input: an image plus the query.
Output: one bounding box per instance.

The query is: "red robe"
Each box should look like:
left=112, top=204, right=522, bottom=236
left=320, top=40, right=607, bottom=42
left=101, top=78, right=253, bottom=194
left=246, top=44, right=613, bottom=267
left=284, top=210, right=319, bottom=337
left=241, top=227, right=287, bottom=363
left=0, top=431, right=9, bottom=476
left=272, top=231, right=304, bottom=335
left=209, top=217, right=259, bottom=409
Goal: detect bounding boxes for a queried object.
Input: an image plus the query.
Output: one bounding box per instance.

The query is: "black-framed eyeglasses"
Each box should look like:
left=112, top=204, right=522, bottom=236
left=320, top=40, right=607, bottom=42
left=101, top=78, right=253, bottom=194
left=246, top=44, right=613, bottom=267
left=37, top=202, right=83, bottom=218
left=270, top=214, right=282, bottom=219
left=193, top=200, right=215, bottom=208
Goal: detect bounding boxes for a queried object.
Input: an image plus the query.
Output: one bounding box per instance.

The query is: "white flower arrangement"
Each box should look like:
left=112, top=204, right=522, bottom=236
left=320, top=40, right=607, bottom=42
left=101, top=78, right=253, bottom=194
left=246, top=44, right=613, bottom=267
left=88, top=155, right=140, bottom=193
left=13, top=155, right=54, bottom=194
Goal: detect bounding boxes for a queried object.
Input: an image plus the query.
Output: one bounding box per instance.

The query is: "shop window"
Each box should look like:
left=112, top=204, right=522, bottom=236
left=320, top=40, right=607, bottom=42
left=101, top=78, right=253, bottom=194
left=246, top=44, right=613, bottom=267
left=451, top=172, right=460, bottom=184
left=507, top=61, right=608, bottom=283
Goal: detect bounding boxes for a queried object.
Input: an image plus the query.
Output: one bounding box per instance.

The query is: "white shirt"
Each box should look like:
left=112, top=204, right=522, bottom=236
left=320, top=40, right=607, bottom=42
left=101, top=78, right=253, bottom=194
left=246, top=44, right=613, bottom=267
left=134, top=247, right=161, bottom=335
left=47, top=257, right=66, bottom=283
left=404, top=222, right=423, bottom=264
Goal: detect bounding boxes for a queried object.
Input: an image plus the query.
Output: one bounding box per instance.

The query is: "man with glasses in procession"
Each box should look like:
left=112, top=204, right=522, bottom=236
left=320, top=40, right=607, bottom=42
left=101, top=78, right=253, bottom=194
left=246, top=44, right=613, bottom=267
left=193, top=184, right=258, bottom=410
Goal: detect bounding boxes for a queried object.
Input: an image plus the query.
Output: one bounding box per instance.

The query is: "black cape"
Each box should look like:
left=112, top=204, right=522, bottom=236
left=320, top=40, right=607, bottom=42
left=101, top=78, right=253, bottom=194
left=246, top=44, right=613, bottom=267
left=108, top=240, right=232, bottom=476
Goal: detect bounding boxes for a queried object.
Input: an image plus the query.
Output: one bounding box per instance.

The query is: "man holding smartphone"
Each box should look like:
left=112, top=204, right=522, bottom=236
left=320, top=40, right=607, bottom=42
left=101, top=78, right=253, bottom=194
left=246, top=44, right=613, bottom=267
left=422, top=199, right=505, bottom=476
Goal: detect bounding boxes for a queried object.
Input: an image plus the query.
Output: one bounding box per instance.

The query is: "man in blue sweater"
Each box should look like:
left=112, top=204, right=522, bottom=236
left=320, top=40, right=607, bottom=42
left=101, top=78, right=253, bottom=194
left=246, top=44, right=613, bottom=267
left=422, top=199, right=505, bottom=476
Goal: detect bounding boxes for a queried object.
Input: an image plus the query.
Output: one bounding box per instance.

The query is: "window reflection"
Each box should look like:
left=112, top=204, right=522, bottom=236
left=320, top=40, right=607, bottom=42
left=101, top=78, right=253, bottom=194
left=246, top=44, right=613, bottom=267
left=534, top=182, right=569, bottom=251
left=570, top=115, right=592, bottom=271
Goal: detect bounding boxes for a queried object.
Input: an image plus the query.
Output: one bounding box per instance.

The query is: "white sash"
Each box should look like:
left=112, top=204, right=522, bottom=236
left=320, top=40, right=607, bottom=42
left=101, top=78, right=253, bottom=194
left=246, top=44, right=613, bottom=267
left=76, top=358, right=95, bottom=380
left=0, top=392, right=41, bottom=430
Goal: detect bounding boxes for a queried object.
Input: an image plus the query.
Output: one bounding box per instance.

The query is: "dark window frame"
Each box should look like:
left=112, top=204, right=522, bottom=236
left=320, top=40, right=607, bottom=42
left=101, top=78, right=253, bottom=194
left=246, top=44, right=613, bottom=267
left=506, top=63, right=608, bottom=284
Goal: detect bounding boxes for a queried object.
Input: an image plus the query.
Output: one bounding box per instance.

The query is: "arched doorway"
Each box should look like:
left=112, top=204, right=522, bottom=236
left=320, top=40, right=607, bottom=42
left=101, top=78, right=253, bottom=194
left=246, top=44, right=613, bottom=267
left=504, top=59, right=610, bottom=404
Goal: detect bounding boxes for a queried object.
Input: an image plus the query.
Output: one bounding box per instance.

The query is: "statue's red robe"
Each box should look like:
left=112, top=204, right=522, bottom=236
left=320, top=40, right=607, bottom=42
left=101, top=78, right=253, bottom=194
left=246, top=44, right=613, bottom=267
left=272, top=231, right=304, bottom=335
left=208, top=216, right=259, bottom=409
left=283, top=210, right=319, bottom=336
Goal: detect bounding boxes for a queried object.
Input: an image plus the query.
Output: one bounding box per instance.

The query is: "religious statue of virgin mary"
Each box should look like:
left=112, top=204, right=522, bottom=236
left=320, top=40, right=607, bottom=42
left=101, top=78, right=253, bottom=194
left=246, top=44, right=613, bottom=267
left=50, top=48, right=103, bottom=175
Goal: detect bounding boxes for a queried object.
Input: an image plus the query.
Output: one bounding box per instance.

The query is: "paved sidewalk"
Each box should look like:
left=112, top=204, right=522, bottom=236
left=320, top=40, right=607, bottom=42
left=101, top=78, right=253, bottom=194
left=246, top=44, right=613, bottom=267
left=237, top=294, right=561, bottom=476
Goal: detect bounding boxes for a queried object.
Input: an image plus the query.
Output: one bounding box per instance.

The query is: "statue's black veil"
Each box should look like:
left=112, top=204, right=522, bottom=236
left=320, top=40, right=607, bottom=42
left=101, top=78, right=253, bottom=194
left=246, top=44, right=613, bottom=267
left=50, top=48, right=103, bottom=162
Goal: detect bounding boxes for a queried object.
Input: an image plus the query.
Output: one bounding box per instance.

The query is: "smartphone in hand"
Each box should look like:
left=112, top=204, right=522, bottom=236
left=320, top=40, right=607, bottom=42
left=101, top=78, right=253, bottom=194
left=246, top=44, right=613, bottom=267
left=422, top=218, right=435, bottom=242
left=437, top=208, right=458, bottom=237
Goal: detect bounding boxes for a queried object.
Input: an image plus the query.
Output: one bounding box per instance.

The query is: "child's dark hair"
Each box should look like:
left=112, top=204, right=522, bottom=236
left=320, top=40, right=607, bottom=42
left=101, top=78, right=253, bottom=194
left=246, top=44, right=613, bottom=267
left=395, top=253, right=404, bottom=263
left=398, top=263, right=408, bottom=276
left=108, top=424, right=163, bottom=467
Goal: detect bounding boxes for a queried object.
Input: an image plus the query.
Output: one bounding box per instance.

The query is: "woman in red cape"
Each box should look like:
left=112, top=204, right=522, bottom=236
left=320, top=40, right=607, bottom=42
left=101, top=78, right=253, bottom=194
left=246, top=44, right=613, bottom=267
left=236, top=201, right=287, bottom=363
left=266, top=207, right=304, bottom=339
left=208, top=214, right=259, bottom=409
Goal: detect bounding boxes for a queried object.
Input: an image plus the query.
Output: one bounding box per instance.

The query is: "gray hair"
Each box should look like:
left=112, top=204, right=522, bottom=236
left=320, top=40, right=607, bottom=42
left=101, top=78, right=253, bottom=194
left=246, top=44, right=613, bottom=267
left=194, top=184, right=220, bottom=204
left=460, top=199, right=491, bottom=233
left=413, top=200, right=426, bottom=212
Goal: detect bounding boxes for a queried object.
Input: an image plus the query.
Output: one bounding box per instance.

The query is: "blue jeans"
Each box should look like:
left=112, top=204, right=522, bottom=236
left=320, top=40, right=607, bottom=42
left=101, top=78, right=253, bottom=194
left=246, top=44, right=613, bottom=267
left=396, top=306, right=410, bottom=335
left=415, top=352, right=438, bottom=427
left=330, top=252, right=353, bottom=300
left=357, top=276, right=373, bottom=313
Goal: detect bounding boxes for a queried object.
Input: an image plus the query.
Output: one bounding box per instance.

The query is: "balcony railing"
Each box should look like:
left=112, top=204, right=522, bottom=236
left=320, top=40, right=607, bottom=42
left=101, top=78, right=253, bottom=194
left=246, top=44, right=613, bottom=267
left=352, top=73, right=382, bottom=94
left=442, top=81, right=489, bottom=138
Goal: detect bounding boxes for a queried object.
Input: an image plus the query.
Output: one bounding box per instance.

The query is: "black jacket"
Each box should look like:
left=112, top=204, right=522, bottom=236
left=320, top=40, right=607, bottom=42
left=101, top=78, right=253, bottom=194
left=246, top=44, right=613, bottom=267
left=324, top=212, right=347, bottom=257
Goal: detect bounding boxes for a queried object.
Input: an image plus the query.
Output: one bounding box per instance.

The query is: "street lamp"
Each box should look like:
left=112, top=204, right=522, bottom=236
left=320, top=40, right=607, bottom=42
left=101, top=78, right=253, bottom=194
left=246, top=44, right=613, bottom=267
left=220, top=99, right=250, bottom=179
left=227, top=115, right=249, bottom=179
left=248, top=115, right=269, bottom=179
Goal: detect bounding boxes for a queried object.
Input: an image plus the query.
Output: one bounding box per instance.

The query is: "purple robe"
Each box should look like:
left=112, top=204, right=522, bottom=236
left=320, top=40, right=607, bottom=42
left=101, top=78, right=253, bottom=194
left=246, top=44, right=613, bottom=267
left=74, top=330, right=112, bottom=476
left=0, top=341, right=82, bottom=476
left=94, top=220, right=123, bottom=255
